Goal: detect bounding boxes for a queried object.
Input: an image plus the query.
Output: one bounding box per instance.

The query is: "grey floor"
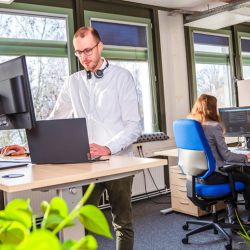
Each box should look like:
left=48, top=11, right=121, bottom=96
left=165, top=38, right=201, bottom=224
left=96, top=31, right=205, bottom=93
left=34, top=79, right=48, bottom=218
left=96, top=195, right=250, bottom=250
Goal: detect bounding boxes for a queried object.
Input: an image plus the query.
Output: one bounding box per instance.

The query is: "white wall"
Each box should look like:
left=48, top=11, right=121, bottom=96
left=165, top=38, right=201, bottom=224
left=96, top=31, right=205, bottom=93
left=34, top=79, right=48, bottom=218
left=158, top=10, right=190, bottom=139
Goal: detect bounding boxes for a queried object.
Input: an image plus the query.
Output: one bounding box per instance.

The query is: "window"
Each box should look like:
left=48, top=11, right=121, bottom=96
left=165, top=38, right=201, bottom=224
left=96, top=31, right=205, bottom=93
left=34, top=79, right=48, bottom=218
left=0, top=4, right=74, bottom=146
left=193, top=32, right=234, bottom=108
left=240, top=37, right=250, bottom=79
left=85, top=11, right=158, bottom=133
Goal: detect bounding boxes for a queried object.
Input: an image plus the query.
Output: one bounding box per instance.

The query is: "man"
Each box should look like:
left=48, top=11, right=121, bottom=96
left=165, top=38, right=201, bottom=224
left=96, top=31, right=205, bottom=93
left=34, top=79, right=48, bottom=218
left=2, top=27, right=141, bottom=250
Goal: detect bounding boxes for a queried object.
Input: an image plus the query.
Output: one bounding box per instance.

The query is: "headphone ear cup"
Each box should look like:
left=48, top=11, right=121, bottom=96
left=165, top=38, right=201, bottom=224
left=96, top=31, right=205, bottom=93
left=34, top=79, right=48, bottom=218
left=87, top=71, right=92, bottom=79
left=94, top=69, right=104, bottom=79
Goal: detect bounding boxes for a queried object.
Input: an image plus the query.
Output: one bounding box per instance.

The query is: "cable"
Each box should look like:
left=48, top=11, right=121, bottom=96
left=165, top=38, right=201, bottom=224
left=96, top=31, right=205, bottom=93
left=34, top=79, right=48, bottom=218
left=137, top=145, right=170, bottom=205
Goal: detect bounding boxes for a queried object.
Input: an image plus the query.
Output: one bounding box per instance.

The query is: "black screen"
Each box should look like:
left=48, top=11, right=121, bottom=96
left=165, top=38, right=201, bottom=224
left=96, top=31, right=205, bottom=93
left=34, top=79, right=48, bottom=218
left=219, top=107, right=250, bottom=137
left=0, top=56, right=36, bottom=130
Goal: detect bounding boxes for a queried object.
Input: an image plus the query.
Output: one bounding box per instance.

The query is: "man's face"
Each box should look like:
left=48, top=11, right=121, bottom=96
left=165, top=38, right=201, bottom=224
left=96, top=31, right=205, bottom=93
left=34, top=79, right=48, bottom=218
left=73, top=33, right=103, bottom=72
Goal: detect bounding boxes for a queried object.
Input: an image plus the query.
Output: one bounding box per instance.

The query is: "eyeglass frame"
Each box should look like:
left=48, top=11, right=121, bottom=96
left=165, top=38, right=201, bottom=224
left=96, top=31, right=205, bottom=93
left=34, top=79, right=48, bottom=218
left=74, top=41, right=100, bottom=58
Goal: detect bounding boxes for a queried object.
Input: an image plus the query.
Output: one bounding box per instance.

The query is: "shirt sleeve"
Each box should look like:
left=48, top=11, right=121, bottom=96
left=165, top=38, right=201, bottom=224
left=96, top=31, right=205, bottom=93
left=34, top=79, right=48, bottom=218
left=105, top=72, right=142, bottom=154
left=48, top=77, right=73, bottom=119
left=213, top=123, right=248, bottom=163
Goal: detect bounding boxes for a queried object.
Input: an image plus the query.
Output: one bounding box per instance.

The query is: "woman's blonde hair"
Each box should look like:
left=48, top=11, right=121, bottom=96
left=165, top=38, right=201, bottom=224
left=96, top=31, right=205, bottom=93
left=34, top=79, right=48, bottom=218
left=189, top=94, right=220, bottom=124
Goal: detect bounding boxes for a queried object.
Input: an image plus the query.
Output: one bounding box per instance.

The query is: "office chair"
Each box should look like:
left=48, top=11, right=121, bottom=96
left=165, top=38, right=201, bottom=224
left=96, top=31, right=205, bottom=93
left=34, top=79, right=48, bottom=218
left=173, top=119, right=250, bottom=250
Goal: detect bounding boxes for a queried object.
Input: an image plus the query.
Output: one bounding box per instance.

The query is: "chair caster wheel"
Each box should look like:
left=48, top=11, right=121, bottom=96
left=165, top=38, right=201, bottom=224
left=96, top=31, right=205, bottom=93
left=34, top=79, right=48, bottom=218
left=183, top=224, right=189, bottom=230
left=225, top=244, right=232, bottom=250
left=182, top=238, right=188, bottom=244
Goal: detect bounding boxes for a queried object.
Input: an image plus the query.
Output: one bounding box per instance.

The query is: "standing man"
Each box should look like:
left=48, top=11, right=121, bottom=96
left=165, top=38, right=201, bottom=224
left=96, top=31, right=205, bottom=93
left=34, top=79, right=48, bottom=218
left=50, top=27, right=141, bottom=250
left=1, top=26, right=141, bottom=249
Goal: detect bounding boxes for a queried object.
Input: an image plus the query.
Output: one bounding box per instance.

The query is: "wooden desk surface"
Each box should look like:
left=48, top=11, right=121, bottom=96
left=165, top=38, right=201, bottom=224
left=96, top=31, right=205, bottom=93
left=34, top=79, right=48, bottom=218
left=0, top=156, right=167, bottom=193
left=154, top=148, right=178, bottom=158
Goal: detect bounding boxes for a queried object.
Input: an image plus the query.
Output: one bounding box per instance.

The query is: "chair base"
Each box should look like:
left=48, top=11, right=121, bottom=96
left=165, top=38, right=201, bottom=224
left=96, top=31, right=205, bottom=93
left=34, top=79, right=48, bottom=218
left=182, top=219, right=250, bottom=250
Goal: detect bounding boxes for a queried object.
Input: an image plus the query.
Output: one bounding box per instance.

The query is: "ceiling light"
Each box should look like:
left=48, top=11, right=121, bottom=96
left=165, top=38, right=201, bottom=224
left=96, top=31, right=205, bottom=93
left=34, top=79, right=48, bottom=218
left=0, top=0, right=14, bottom=4
left=184, top=0, right=250, bottom=30
left=184, top=11, right=250, bottom=30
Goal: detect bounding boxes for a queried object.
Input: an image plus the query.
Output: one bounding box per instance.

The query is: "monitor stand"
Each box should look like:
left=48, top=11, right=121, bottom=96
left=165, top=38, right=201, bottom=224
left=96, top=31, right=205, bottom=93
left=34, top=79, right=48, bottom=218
left=246, top=136, right=250, bottom=150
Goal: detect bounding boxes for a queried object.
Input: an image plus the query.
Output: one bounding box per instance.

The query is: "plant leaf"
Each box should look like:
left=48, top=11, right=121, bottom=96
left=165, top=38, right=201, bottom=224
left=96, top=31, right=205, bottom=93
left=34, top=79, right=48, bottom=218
left=77, top=235, right=98, bottom=250
left=61, top=239, right=76, bottom=250
left=0, top=221, right=28, bottom=245
left=0, top=199, right=32, bottom=229
left=44, top=214, right=74, bottom=230
left=17, top=229, right=61, bottom=250
left=78, top=205, right=112, bottom=239
left=50, top=197, right=68, bottom=218
left=0, top=245, right=16, bottom=250
left=40, top=201, right=49, bottom=214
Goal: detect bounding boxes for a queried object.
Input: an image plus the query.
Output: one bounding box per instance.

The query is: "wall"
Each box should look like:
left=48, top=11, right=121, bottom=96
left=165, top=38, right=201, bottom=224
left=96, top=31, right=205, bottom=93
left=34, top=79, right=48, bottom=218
left=158, top=10, right=190, bottom=140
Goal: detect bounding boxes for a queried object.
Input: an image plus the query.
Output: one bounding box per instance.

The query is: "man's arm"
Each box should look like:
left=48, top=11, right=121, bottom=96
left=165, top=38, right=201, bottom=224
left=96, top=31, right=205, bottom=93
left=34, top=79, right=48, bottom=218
left=105, top=72, right=142, bottom=154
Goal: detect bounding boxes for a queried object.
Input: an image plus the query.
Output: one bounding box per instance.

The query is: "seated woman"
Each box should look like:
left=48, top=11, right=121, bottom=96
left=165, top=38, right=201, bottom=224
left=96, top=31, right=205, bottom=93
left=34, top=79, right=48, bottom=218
left=188, top=94, right=250, bottom=224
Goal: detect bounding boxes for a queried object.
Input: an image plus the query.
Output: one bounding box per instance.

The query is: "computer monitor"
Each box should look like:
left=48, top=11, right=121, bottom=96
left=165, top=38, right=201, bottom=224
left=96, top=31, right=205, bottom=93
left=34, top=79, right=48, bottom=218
left=0, top=56, right=36, bottom=130
left=219, top=106, right=250, bottom=137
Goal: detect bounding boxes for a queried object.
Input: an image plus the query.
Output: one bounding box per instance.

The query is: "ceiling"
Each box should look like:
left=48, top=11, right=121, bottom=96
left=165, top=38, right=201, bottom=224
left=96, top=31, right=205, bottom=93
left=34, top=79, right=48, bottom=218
left=121, top=0, right=230, bottom=11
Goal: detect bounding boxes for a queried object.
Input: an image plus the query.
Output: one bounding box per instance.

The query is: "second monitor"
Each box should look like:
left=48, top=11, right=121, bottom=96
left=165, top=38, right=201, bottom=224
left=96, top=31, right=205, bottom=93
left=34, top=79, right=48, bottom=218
left=219, top=106, right=250, bottom=149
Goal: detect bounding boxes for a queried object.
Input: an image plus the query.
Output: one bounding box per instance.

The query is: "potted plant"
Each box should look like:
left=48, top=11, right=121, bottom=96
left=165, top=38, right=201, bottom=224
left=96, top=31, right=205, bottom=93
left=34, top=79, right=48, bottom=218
left=0, top=183, right=112, bottom=250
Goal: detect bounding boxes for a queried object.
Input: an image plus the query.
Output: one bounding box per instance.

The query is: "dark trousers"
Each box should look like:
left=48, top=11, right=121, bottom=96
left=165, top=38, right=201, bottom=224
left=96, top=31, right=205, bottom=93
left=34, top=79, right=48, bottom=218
left=83, top=176, right=134, bottom=250
left=203, top=171, right=250, bottom=210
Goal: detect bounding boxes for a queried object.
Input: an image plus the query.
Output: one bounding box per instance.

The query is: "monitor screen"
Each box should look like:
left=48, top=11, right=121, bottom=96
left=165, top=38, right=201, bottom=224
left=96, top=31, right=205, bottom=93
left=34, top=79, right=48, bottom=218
left=0, top=56, right=36, bottom=130
left=219, top=106, right=250, bottom=137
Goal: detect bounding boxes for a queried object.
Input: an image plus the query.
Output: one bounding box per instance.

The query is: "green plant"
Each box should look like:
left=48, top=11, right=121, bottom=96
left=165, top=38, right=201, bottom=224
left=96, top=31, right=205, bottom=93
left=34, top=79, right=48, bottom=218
left=235, top=209, right=250, bottom=248
left=0, top=183, right=112, bottom=250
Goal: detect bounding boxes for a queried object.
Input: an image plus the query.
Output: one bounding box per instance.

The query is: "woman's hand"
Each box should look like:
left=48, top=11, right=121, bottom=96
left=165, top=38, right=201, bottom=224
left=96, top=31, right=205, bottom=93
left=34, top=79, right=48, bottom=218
left=247, top=153, right=250, bottom=160
left=1, top=145, right=26, bottom=156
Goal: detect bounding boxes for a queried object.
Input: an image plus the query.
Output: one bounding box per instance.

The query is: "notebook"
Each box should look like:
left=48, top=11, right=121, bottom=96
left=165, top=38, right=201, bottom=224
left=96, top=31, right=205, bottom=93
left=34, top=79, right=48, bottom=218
left=26, top=118, right=90, bottom=164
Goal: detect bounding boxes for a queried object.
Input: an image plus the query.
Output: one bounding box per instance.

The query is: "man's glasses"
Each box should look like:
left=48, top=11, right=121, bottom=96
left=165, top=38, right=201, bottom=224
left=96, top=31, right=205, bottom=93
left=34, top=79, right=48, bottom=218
left=74, top=41, right=99, bottom=58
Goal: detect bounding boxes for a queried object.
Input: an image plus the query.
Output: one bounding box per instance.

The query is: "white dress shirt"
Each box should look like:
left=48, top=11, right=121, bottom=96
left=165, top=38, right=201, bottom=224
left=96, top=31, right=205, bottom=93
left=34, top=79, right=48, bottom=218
left=49, top=60, right=142, bottom=155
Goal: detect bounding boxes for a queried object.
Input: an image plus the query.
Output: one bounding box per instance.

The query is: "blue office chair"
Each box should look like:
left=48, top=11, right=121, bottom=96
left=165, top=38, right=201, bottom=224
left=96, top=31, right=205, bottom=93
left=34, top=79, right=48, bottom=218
left=173, top=119, right=250, bottom=250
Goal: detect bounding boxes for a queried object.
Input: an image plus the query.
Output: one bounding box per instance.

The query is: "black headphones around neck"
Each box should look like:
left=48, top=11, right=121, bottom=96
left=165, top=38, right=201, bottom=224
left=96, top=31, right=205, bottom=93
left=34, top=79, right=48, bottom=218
left=87, top=60, right=109, bottom=80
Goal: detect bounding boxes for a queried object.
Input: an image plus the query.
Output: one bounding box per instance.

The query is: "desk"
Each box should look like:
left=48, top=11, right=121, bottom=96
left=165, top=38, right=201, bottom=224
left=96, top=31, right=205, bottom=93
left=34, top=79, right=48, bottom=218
left=0, top=156, right=167, bottom=239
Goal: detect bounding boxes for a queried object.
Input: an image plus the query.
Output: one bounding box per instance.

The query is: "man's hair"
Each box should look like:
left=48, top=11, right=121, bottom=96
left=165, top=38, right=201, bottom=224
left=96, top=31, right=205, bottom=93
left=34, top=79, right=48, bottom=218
left=74, top=27, right=101, bottom=42
left=188, top=94, right=220, bottom=124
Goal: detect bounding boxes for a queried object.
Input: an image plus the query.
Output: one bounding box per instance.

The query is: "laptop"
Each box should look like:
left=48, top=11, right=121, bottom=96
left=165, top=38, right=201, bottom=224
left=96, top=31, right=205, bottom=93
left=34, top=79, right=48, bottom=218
left=26, top=118, right=90, bottom=164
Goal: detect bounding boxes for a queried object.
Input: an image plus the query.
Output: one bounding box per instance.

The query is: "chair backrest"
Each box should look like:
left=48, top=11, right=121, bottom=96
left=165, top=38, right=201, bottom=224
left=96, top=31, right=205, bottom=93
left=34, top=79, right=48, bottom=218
left=173, top=119, right=216, bottom=179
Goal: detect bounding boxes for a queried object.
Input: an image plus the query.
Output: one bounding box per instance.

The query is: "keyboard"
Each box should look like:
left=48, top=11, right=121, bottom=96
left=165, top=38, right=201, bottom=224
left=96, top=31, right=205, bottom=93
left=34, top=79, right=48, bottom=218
left=0, top=162, right=28, bottom=170
left=231, top=148, right=250, bottom=155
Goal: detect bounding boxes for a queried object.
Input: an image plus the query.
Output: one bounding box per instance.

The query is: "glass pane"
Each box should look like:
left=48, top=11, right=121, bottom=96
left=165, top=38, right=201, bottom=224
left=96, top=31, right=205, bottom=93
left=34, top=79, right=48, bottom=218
left=195, top=63, right=233, bottom=107
left=194, top=44, right=229, bottom=54
left=242, top=65, right=250, bottom=79
left=91, top=20, right=147, bottom=47
left=241, top=38, right=250, bottom=53
left=193, top=32, right=229, bottom=46
left=109, top=60, right=153, bottom=133
left=0, top=56, right=69, bottom=146
left=0, top=12, right=67, bottom=41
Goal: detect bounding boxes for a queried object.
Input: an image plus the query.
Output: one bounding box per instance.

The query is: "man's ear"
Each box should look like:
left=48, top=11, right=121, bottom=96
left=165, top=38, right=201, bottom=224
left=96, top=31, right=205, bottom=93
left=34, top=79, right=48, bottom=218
left=98, top=41, right=104, bottom=53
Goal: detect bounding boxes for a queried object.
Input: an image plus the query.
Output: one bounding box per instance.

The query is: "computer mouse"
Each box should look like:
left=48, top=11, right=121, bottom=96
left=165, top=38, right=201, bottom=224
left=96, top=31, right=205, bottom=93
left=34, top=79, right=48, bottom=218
left=4, top=150, right=17, bottom=156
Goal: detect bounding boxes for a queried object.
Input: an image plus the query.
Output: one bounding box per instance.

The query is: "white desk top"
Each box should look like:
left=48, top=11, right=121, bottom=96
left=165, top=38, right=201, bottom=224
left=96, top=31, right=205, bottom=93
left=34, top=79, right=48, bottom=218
left=154, top=148, right=178, bottom=158
left=0, top=156, right=167, bottom=193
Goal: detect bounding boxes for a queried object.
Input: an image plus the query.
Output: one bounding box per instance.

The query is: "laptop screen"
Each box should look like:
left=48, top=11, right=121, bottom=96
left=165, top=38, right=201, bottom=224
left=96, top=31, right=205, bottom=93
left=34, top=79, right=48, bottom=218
left=26, top=118, right=90, bottom=164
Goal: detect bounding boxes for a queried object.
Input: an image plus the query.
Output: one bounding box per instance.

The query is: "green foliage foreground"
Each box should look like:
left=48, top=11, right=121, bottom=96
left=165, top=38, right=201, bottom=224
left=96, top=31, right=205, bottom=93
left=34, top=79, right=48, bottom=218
left=0, top=183, right=112, bottom=250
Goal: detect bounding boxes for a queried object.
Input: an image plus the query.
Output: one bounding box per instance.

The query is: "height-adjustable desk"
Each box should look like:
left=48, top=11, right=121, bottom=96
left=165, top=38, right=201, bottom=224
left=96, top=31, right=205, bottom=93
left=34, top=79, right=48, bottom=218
left=0, top=155, right=167, bottom=240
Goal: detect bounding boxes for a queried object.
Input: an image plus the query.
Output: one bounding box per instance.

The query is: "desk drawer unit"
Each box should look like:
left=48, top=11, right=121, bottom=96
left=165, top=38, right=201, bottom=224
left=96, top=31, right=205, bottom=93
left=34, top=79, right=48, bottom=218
left=170, top=166, right=225, bottom=217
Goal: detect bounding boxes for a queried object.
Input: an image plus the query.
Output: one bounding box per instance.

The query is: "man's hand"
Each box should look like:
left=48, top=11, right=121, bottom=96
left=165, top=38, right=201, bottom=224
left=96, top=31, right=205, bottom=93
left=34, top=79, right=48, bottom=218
left=90, top=143, right=111, bottom=157
left=1, top=145, right=27, bottom=156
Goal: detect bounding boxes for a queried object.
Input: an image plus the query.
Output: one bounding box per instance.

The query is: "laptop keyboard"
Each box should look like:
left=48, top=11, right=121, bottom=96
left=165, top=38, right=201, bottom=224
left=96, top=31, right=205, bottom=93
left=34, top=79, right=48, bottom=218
left=231, top=148, right=250, bottom=155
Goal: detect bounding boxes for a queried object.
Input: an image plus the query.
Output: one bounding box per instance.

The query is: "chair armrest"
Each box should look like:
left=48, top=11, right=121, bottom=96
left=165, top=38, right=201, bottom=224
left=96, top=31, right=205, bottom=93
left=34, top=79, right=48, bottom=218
left=219, top=163, right=243, bottom=173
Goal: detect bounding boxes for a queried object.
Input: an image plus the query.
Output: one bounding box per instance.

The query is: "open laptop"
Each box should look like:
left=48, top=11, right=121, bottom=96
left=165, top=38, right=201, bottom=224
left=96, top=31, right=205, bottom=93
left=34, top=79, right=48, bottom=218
left=26, top=118, right=90, bottom=164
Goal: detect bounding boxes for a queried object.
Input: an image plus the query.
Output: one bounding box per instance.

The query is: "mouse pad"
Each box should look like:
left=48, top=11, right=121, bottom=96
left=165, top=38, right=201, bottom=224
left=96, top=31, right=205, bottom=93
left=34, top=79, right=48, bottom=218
left=26, top=118, right=90, bottom=164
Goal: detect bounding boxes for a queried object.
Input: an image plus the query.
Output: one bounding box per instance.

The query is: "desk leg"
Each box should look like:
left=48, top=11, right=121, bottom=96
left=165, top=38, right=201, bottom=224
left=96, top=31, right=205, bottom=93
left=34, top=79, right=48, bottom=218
left=56, top=189, right=64, bottom=242
left=160, top=207, right=173, bottom=215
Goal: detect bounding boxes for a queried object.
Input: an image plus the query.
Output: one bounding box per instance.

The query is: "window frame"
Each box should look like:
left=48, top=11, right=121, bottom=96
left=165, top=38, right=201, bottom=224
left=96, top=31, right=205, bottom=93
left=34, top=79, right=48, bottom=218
left=0, top=2, right=76, bottom=73
left=84, top=10, right=159, bottom=132
left=187, top=27, right=235, bottom=107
